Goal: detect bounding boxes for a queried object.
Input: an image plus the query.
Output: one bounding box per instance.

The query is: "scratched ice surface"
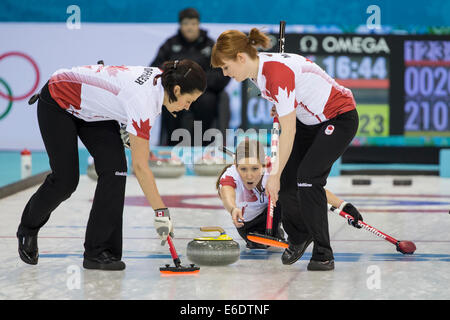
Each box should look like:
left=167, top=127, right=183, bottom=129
left=1, top=175, right=449, bottom=299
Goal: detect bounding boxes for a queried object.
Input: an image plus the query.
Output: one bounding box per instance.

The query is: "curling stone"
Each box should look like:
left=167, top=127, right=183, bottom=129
left=148, top=151, right=185, bottom=178
left=87, top=156, right=98, bottom=181
left=187, top=227, right=240, bottom=266
left=193, top=156, right=227, bottom=176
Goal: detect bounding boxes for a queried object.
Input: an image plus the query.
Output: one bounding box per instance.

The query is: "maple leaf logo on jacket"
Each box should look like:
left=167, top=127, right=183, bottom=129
left=262, top=61, right=296, bottom=106
left=106, top=66, right=130, bottom=77
left=132, top=119, right=151, bottom=140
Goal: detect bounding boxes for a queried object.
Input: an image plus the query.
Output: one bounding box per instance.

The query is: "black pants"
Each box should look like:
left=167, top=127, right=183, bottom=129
left=279, top=109, right=359, bottom=261
left=159, top=90, right=218, bottom=146
left=17, top=83, right=127, bottom=259
left=237, top=203, right=282, bottom=243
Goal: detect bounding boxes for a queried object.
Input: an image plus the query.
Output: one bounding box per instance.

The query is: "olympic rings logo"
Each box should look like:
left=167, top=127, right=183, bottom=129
left=0, top=51, right=40, bottom=120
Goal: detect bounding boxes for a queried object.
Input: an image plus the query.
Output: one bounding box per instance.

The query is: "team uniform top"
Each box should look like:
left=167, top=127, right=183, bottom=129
left=48, top=64, right=164, bottom=140
left=218, top=165, right=269, bottom=222
left=253, top=53, right=356, bottom=125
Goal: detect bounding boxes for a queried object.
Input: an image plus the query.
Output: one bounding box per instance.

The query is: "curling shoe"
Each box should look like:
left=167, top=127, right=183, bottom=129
left=17, top=233, right=39, bottom=265
left=307, top=259, right=335, bottom=271
left=281, top=237, right=313, bottom=265
left=83, top=250, right=126, bottom=271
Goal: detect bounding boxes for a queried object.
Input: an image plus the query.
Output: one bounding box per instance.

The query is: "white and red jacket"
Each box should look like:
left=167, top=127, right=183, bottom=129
left=48, top=65, right=164, bottom=140
left=218, top=165, right=269, bottom=222
left=254, top=53, right=356, bottom=125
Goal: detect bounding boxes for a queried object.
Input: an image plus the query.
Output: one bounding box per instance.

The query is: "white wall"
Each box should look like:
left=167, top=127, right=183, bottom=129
left=0, top=22, right=269, bottom=150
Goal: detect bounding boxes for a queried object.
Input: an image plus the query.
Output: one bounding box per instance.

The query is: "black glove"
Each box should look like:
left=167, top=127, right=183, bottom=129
left=340, top=202, right=363, bottom=229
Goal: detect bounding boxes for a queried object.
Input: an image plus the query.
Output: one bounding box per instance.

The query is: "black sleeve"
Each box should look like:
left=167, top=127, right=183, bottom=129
left=204, top=38, right=230, bottom=93
left=206, top=68, right=230, bottom=94
left=150, top=40, right=172, bottom=68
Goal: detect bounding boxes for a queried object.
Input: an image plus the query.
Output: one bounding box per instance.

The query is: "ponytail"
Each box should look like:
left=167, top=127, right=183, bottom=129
left=211, top=28, right=272, bottom=68
left=247, top=28, right=272, bottom=48
left=215, top=164, right=233, bottom=194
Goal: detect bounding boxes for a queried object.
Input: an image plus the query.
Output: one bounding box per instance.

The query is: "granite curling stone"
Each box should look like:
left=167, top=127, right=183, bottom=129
left=193, top=155, right=227, bottom=176
left=187, top=227, right=240, bottom=266
left=148, top=151, right=185, bottom=178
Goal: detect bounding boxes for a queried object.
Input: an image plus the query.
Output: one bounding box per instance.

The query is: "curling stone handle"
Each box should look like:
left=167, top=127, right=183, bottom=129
left=200, top=226, right=226, bottom=235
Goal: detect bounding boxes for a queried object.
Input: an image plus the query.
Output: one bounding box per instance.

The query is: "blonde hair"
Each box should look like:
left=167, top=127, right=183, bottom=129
left=215, top=139, right=266, bottom=192
left=211, top=28, right=272, bottom=67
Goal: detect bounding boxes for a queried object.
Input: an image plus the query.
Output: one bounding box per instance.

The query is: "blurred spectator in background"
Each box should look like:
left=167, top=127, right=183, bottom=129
left=151, top=8, right=230, bottom=146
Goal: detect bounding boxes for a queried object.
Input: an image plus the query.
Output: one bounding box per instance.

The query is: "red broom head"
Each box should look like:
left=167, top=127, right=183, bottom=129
left=396, top=241, right=416, bottom=254
left=159, top=264, right=200, bottom=275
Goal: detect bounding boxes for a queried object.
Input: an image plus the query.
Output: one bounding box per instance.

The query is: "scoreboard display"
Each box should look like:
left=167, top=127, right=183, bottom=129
left=403, top=39, right=450, bottom=136
left=240, top=34, right=450, bottom=138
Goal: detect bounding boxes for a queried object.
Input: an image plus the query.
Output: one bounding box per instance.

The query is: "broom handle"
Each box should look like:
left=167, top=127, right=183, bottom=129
left=266, top=20, right=285, bottom=236
left=327, top=204, right=399, bottom=246
left=166, top=235, right=181, bottom=267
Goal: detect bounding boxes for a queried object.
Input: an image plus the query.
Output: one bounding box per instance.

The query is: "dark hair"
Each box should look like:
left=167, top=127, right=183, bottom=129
left=215, top=139, right=267, bottom=192
left=179, top=8, right=200, bottom=23
left=155, top=59, right=206, bottom=103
